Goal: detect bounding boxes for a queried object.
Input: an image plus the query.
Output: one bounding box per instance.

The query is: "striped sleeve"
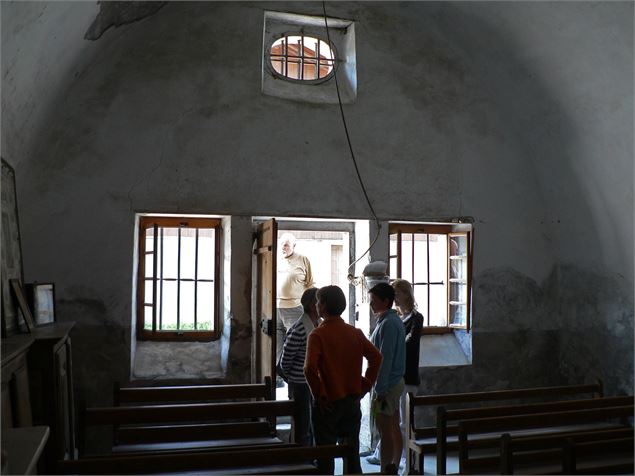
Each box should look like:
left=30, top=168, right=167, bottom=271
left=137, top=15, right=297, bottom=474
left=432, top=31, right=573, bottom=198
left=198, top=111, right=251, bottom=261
left=281, top=320, right=308, bottom=383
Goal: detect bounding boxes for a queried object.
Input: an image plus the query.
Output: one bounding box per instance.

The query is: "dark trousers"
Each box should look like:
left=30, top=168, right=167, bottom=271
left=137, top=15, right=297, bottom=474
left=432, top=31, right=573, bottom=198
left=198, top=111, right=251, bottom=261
left=312, top=395, right=362, bottom=475
left=288, top=381, right=313, bottom=446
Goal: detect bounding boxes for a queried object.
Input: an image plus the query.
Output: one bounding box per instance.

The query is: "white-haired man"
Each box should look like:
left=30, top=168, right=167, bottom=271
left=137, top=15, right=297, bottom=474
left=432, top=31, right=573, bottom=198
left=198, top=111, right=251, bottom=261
left=276, top=232, right=314, bottom=385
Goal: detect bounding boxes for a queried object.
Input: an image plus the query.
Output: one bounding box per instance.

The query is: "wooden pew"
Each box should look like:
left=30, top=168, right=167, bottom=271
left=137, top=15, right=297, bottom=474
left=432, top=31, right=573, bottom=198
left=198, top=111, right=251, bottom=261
left=499, top=427, right=634, bottom=474
left=457, top=402, right=634, bottom=474
left=404, top=381, right=603, bottom=474
left=438, top=395, right=632, bottom=474
left=114, top=377, right=274, bottom=406
left=563, top=435, right=634, bottom=474
left=57, top=443, right=354, bottom=475
left=110, top=378, right=274, bottom=447
left=80, top=400, right=296, bottom=456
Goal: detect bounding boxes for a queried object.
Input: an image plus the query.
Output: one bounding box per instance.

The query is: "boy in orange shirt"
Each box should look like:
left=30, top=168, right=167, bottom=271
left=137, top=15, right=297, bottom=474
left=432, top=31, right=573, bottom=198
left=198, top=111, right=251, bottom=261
left=305, top=285, right=383, bottom=474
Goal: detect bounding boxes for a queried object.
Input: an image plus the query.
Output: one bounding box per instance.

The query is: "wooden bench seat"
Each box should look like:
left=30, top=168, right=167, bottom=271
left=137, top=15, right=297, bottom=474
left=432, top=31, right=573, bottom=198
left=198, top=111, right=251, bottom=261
left=415, top=421, right=625, bottom=451
left=57, top=443, right=353, bottom=475
left=563, top=436, right=634, bottom=475
left=500, top=426, right=634, bottom=474
left=437, top=395, right=632, bottom=474
left=86, top=400, right=296, bottom=425
left=104, top=379, right=277, bottom=452
left=111, top=435, right=284, bottom=454
left=115, top=421, right=273, bottom=444
left=490, top=434, right=635, bottom=475
left=79, top=399, right=297, bottom=459
left=405, top=381, right=604, bottom=474
left=457, top=402, right=634, bottom=474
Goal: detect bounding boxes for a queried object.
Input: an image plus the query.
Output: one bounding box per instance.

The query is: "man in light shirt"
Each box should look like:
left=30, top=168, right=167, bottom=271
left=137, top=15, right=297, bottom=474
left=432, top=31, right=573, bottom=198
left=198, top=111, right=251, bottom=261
left=277, top=232, right=314, bottom=378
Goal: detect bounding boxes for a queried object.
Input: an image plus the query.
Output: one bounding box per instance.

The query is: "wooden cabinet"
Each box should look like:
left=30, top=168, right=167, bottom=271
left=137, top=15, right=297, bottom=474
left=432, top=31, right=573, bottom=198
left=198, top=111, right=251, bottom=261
left=2, top=426, right=49, bottom=475
left=27, top=323, right=76, bottom=470
left=1, top=335, right=34, bottom=429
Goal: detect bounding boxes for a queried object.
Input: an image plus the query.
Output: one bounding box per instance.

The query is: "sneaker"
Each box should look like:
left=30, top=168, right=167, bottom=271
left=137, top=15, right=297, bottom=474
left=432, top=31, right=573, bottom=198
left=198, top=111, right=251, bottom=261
left=365, top=455, right=380, bottom=465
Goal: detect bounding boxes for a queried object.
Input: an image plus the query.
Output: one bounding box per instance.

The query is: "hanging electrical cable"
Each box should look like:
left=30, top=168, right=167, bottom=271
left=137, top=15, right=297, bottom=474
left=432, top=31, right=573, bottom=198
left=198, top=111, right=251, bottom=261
left=321, top=1, right=382, bottom=280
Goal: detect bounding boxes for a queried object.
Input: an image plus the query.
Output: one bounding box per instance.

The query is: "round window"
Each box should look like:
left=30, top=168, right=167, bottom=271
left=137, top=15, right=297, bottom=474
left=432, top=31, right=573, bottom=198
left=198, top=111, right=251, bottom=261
left=269, top=34, right=336, bottom=82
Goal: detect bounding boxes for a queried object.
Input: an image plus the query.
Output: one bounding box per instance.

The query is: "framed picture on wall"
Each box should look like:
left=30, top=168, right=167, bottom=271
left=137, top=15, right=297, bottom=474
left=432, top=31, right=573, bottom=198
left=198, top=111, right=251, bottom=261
left=10, top=279, right=34, bottom=333
left=25, top=282, right=56, bottom=326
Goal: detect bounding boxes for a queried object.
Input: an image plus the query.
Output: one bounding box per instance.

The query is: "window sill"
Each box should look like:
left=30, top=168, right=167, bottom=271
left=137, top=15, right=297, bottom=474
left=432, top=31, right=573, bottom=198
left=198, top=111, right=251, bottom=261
left=132, top=340, right=223, bottom=380
left=137, top=330, right=219, bottom=342
left=419, top=333, right=471, bottom=367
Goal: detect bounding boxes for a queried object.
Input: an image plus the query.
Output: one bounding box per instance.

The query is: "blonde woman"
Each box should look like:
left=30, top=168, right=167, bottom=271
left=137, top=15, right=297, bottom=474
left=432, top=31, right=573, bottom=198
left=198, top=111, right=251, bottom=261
left=367, top=279, right=423, bottom=470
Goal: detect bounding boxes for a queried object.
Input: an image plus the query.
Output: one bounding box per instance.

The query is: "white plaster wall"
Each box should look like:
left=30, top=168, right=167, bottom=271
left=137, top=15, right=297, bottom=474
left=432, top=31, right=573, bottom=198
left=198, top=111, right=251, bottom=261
left=1, top=2, right=632, bottom=398
left=461, top=2, right=634, bottom=289
left=1, top=1, right=99, bottom=167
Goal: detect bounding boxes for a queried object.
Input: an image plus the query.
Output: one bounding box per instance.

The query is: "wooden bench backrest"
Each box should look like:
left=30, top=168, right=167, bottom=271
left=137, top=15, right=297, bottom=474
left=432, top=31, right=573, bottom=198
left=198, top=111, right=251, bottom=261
left=114, top=377, right=273, bottom=405
left=563, top=435, right=635, bottom=474
left=407, top=381, right=602, bottom=434
left=459, top=404, right=634, bottom=435
left=85, top=399, right=297, bottom=425
left=500, top=427, right=634, bottom=474
left=457, top=404, right=633, bottom=473
left=411, top=382, right=603, bottom=408
left=57, top=443, right=352, bottom=475
left=116, top=421, right=274, bottom=444
left=405, top=381, right=603, bottom=475
left=443, top=395, right=633, bottom=422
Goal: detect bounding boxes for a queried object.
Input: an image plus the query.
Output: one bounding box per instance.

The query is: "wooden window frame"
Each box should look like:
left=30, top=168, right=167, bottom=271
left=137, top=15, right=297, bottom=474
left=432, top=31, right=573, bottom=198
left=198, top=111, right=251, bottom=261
left=136, top=216, right=221, bottom=342
left=389, top=222, right=473, bottom=333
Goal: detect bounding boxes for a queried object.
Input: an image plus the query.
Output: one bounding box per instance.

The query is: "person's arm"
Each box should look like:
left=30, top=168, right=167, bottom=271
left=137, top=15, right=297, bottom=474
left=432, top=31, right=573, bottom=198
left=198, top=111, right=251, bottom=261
left=304, top=332, right=324, bottom=401
left=360, top=331, right=382, bottom=396
left=303, top=257, right=315, bottom=288
left=281, top=324, right=302, bottom=375
left=405, top=312, right=423, bottom=344
left=374, top=322, right=398, bottom=396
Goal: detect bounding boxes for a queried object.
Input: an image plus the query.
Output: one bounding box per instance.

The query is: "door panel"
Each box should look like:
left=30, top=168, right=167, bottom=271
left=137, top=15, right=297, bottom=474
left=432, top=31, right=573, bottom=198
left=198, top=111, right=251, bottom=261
left=254, top=219, right=277, bottom=382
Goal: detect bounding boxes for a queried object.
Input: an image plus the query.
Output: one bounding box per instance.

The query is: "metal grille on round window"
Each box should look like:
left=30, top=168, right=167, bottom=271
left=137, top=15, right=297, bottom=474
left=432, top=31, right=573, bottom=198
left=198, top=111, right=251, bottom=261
left=270, top=35, right=335, bottom=82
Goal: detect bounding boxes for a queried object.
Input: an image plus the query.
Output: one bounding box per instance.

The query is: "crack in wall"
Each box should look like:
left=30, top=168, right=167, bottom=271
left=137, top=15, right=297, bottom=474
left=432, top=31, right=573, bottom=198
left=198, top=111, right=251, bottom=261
left=85, top=1, right=167, bottom=41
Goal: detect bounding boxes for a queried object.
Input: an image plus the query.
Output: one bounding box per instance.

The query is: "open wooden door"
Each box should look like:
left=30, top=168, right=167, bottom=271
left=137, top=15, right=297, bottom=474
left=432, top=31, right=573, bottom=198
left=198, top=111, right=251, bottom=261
left=254, top=219, right=277, bottom=383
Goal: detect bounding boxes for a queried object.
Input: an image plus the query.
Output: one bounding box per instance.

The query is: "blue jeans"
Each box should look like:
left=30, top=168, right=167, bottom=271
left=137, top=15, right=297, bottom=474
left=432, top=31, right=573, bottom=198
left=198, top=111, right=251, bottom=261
left=312, top=395, right=362, bottom=474
left=288, top=381, right=314, bottom=446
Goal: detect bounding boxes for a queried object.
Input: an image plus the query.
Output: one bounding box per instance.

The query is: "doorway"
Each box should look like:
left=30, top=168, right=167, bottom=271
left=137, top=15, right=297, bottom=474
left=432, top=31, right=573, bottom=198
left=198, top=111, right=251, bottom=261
left=275, top=219, right=356, bottom=405
left=262, top=217, right=372, bottom=453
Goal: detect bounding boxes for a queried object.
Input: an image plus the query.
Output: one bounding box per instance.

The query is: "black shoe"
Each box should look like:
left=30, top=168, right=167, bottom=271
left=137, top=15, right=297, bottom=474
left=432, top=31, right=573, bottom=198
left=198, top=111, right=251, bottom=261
left=383, top=463, right=398, bottom=475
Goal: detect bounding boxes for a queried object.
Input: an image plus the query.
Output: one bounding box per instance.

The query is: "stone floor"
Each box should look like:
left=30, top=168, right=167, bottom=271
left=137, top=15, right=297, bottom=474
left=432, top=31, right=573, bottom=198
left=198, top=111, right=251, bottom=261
left=334, top=452, right=460, bottom=474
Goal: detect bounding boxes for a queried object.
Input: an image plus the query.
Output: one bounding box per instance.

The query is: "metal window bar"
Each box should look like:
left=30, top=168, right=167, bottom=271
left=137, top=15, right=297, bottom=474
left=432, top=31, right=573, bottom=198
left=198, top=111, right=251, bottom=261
left=159, top=227, right=164, bottom=330
left=393, top=230, right=449, bottom=327
left=271, top=54, right=335, bottom=62
left=177, top=227, right=181, bottom=330
left=194, top=228, right=199, bottom=330
left=299, top=37, right=304, bottom=80
left=397, top=231, right=402, bottom=279
left=316, top=38, right=321, bottom=79
left=152, top=224, right=158, bottom=332
left=411, top=233, right=415, bottom=291
left=271, top=35, right=336, bottom=80
left=426, top=233, right=431, bottom=326
left=283, top=38, right=288, bottom=77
